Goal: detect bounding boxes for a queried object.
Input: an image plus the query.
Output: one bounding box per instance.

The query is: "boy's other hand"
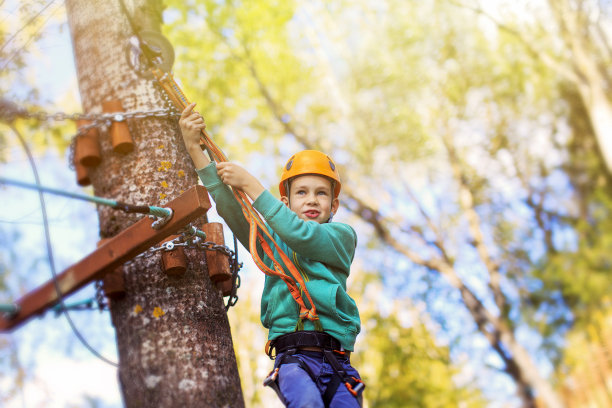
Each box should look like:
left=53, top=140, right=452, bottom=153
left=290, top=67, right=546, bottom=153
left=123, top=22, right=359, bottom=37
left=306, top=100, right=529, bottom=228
left=217, top=162, right=265, bottom=200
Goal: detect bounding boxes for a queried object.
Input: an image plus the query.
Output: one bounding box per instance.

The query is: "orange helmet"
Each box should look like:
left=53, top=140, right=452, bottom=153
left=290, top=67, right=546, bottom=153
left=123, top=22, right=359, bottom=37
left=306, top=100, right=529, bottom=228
left=279, top=150, right=341, bottom=198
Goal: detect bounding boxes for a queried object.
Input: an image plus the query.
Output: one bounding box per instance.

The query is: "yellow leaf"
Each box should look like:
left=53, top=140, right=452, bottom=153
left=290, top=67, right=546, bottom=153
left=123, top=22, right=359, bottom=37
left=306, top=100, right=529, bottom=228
left=153, top=307, right=165, bottom=318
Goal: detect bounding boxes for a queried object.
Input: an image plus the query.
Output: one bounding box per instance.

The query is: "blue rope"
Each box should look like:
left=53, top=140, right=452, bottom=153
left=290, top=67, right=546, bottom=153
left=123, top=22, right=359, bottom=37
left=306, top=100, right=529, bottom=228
left=0, top=177, right=172, bottom=218
left=148, top=205, right=172, bottom=218
left=50, top=298, right=96, bottom=316
left=0, top=304, right=19, bottom=315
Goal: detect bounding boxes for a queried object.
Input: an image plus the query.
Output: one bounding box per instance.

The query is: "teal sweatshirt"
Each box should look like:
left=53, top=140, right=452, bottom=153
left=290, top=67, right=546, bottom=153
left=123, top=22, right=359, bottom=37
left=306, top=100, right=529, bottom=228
left=197, top=162, right=361, bottom=351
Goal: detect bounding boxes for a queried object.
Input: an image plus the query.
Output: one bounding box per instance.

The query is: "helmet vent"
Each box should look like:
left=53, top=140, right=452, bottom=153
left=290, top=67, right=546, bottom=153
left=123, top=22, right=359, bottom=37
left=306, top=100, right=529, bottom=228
left=286, top=156, right=295, bottom=170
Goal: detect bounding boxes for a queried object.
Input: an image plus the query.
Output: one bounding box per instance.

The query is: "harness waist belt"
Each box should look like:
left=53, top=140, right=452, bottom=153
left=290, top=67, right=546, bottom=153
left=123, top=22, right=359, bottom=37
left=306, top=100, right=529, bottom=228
left=270, top=331, right=342, bottom=355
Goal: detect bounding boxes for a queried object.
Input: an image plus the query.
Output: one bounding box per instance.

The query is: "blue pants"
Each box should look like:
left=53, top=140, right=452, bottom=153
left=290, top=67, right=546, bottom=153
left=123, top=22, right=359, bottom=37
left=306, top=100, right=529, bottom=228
left=273, top=350, right=363, bottom=408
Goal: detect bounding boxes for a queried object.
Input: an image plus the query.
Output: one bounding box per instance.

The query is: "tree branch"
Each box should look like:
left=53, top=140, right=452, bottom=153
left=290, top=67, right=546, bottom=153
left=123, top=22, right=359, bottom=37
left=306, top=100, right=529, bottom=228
left=446, top=0, right=580, bottom=84
left=441, top=134, right=509, bottom=319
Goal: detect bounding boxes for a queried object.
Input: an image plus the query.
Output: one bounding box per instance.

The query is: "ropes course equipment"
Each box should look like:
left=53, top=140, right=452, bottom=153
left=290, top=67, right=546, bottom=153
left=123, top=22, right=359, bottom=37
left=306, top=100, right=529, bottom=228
left=117, top=0, right=322, bottom=328
left=148, top=57, right=322, bottom=331
left=0, top=177, right=172, bottom=220
left=0, top=304, right=19, bottom=318
left=151, top=71, right=321, bottom=328
left=0, top=104, right=244, bottom=308
left=0, top=97, right=180, bottom=173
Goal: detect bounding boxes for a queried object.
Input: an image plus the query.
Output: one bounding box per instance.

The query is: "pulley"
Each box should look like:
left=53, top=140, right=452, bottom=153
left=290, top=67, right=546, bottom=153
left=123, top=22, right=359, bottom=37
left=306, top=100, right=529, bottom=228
left=126, top=30, right=175, bottom=78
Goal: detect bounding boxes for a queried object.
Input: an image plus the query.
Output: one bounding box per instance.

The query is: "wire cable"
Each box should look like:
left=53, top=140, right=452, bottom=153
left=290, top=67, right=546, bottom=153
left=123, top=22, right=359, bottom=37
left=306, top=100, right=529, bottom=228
left=0, top=177, right=171, bottom=218
left=9, top=123, right=118, bottom=367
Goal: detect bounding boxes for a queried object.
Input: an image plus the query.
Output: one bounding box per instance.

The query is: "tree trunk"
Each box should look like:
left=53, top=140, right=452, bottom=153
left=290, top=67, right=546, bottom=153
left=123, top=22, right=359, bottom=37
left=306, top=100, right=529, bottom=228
left=65, top=1, right=244, bottom=406
left=576, top=83, right=612, bottom=178
left=547, top=0, right=612, bottom=177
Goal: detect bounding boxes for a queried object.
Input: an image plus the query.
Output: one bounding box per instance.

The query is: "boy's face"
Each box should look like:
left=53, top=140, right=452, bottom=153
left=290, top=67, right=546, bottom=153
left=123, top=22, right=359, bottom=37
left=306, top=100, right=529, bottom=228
left=281, top=175, right=339, bottom=224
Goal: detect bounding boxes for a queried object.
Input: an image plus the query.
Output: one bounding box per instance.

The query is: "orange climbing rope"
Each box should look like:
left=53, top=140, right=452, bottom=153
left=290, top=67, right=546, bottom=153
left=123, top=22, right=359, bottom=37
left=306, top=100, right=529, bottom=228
left=152, top=68, right=321, bottom=329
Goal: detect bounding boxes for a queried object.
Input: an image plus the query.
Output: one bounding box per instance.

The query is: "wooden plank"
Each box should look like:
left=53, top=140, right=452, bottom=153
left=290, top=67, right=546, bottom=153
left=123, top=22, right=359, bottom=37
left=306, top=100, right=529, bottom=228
left=0, top=185, right=211, bottom=332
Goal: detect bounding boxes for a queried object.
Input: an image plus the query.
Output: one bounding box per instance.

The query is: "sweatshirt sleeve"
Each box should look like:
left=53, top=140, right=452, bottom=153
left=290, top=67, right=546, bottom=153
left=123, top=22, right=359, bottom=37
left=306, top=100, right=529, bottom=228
left=196, top=162, right=252, bottom=251
left=252, top=191, right=357, bottom=270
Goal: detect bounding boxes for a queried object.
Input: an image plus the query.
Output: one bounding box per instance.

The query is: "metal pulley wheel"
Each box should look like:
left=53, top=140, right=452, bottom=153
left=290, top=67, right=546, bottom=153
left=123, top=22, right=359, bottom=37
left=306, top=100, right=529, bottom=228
left=126, top=30, right=175, bottom=78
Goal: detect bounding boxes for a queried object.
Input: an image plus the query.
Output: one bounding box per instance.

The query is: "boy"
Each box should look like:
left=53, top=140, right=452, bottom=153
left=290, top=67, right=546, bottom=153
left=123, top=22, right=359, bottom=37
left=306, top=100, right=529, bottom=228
left=179, top=103, right=364, bottom=407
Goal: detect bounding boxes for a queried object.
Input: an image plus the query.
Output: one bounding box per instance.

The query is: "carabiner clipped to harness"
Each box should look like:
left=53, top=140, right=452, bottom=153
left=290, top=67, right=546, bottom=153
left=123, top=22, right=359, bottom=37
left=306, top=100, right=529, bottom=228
left=345, top=376, right=365, bottom=397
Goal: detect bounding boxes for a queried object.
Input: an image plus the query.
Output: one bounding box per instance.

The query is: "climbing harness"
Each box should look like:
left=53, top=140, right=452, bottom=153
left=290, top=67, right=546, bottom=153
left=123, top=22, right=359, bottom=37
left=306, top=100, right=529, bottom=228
left=115, top=4, right=324, bottom=330
left=263, top=331, right=365, bottom=407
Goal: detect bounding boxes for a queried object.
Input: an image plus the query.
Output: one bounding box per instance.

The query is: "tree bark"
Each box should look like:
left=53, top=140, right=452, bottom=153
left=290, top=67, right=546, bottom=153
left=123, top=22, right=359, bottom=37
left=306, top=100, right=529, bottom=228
left=65, top=1, right=244, bottom=406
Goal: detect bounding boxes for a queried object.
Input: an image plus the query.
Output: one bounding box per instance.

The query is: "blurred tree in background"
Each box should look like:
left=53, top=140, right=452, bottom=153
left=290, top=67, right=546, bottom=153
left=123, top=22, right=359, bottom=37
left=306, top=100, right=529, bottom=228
left=164, top=0, right=612, bottom=406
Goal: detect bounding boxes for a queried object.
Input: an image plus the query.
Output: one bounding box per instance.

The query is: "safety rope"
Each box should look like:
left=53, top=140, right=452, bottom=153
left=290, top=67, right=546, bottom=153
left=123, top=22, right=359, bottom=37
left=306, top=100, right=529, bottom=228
left=151, top=67, right=322, bottom=329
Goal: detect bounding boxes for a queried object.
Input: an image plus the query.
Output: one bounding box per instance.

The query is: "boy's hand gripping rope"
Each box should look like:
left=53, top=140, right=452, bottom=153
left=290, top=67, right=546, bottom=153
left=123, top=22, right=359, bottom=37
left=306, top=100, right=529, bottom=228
left=152, top=67, right=322, bottom=330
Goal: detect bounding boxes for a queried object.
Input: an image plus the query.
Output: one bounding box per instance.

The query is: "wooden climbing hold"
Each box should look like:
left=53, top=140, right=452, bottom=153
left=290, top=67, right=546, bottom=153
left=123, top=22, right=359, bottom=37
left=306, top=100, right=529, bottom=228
left=218, top=278, right=233, bottom=297
left=74, top=151, right=91, bottom=186
left=97, top=238, right=126, bottom=300
left=75, top=119, right=101, bottom=167
left=200, top=223, right=232, bottom=287
left=102, top=99, right=133, bottom=154
left=161, top=235, right=187, bottom=276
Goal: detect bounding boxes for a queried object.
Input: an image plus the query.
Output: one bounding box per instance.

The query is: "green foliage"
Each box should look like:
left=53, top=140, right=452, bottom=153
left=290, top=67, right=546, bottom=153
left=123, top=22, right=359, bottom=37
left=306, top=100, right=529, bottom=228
left=554, top=303, right=612, bottom=406
left=352, top=271, right=486, bottom=408
left=529, top=84, right=612, bottom=330
left=356, top=309, right=485, bottom=407
left=160, top=0, right=612, bottom=402
left=3, top=0, right=611, bottom=403
left=0, top=0, right=60, bottom=98
left=163, top=0, right=308, bottom=160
